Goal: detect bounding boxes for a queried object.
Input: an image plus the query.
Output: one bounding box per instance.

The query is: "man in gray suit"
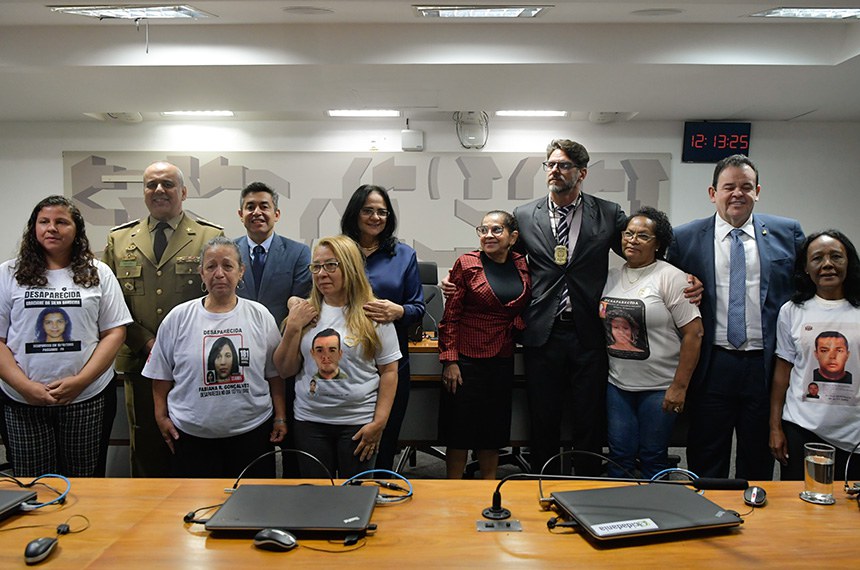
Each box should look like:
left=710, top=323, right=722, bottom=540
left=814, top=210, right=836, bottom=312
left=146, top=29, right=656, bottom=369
left=234, top=181, right=312, bottom=476
left=513, top=139, right=628, bottom=475
left=234, top=182, right=312, bottom=325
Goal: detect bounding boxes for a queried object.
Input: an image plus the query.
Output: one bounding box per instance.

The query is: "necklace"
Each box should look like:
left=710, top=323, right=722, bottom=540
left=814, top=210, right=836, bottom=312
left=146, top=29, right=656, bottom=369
left=360, top=243, right=379, bottom=255
left=623, top=262, right=657, bottom=285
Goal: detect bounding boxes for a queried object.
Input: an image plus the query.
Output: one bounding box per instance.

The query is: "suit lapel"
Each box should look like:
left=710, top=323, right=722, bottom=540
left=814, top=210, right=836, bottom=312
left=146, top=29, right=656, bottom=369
left=701, top=218, right=717, bottom=320
left=160, top=217, right=193, bottom=268
left=130, top=223, right=157, bottom=266
left=237, top=236, right=255, bottom=293
left=533, top=199, right=556, bottom=256
left=754, top=215, right=772, bottom=308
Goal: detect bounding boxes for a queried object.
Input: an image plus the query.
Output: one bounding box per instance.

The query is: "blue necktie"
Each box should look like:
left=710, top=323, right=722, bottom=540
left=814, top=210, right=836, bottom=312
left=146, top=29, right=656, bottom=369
left=555, top=204, right=574, bottom=315
left=727, top=228, right=747, bottom=349
left=252, top=245, right=266, bottom=296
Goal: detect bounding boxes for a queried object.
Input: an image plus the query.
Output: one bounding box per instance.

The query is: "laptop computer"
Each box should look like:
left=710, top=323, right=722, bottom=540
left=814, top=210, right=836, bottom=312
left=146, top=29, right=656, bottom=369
left=551, top=483, right=742, bottom=541
left=205, top=484, right=378, bottom=538
left=0, top=489, right=38, bottom=522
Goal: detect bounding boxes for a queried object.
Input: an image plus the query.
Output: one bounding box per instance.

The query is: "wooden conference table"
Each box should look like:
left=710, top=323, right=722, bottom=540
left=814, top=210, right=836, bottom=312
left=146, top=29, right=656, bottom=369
left=1, top=478, right=857, bottom=569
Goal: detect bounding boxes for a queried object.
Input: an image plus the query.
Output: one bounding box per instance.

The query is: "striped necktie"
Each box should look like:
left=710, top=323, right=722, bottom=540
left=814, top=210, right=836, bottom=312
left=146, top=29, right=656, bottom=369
left=555, top=204, right=574, bottom=315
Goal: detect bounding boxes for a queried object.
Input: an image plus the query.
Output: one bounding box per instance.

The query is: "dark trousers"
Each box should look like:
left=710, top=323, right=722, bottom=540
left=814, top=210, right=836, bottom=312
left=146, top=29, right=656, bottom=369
left=293, top=420, right=375, bottom=479
left=524, top=319, right=608, bottom=476
left=779, top=420, right=860, bottom=481
left=172, top=420, right=275, bottom=479
left=94, top=382, right=117, bottom=477
left=125, top=374, right=172, bottom=477
left=375, top=359, right=411, bottom=474
left=686, top=347, right=774, bottom=480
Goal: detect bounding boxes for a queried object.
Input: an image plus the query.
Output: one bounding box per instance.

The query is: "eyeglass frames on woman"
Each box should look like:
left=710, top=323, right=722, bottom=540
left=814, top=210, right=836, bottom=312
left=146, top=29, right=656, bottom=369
left=309, top=261, right=340, bottom=274
left=359, top=207, right=389, bottom=218
left=622, top=230, right=655, bottom=243
left=476, top=225, right=506, bottom=237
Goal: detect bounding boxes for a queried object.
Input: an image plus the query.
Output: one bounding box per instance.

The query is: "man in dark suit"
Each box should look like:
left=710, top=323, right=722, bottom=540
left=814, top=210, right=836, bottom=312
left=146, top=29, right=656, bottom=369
left=513, top=139, right=627, bottom=475
left=666, top=154, right=804, bottom=480
left=103, top=161, right=224, bottom=477
left=234, top=181, right=312, bottom=477
left=234, top=182, right=312, bottom=326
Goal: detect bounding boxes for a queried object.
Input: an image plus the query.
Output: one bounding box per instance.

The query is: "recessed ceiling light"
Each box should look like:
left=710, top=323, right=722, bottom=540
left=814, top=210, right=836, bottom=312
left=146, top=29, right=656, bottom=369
left=282, top=6, right=335, bottom=16
left=414, top=5, right=551, bottom=19
left=161, top=110, right=234, bottom=117
left=327, top=110, right=402, bottom=118
left=495, top=110, right=568, bottom=117
left=49, top=4, right=215, bottom=20
left=750, top=8, right=860, bottom=19
left=631, top=9, right=684, bottom=17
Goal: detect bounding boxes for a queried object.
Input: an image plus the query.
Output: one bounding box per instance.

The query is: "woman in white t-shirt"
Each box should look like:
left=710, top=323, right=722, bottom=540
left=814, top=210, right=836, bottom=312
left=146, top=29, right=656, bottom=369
left=769, top=229, right=860, bottom=482
left=144, top=237, right=287, bottom=478
left=275, top=235, right=400, bottom=478
left=0, top=196, right=132, bottom=477
left=600, top=207, right=703, bottom=479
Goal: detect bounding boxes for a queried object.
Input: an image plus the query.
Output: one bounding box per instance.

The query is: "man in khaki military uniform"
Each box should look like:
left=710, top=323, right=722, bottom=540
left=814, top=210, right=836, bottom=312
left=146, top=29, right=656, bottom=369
left=102, top=161, right=223, bottom=477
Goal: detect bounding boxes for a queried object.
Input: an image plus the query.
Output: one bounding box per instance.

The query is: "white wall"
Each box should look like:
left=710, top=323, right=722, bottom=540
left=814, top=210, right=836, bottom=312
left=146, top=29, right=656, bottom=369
left=0, top=119, right=858, bottom=259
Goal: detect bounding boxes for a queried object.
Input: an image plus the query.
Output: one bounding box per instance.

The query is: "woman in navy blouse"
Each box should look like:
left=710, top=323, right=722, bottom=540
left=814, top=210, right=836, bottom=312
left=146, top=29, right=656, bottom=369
left=438, top=210, right=530, bottom=479
left=341, top=185, right=425, bottom=472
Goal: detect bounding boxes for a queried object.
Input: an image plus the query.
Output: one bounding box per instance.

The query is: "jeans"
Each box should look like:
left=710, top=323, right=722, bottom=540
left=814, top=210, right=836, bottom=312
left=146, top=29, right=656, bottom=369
left=606, top=383, right=676, bottom=479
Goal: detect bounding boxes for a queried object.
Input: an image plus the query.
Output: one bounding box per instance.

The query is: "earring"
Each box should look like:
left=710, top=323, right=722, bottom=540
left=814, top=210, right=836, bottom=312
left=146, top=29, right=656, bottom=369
left=237, top=279, right=246, bottom=291
left=200, top=282, right=207, bottom=293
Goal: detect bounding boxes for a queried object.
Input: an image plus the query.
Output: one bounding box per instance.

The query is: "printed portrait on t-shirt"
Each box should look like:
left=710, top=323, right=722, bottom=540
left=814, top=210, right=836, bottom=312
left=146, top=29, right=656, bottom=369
left=25, top=305, right=82, bottom=354
left=600, top=298, right=649, bottom=360
left=205, top=335, right=244, bottom=385
left=812, top=331, right=853, bottom=384
left=310, top=328, right=347, bottom=385
left=800, top=325, right=860, bottom=405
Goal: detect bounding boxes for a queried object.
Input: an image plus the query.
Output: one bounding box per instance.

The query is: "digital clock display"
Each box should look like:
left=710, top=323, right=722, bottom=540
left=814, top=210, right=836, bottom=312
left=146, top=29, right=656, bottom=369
left=682, top=122, right=751, bottom=163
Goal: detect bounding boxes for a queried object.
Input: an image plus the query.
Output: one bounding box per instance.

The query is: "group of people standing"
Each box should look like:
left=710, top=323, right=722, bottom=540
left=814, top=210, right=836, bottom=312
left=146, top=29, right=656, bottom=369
left=0, top=162, right=424, bottom=480
left=1, top=141, right=858, bottom=485
left=438, top=139, right=859, bottom=483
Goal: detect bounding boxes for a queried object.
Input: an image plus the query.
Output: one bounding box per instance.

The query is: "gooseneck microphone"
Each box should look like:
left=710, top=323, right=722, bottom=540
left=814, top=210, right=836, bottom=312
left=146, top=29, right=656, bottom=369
left=482, top=473, right=749, bottom=520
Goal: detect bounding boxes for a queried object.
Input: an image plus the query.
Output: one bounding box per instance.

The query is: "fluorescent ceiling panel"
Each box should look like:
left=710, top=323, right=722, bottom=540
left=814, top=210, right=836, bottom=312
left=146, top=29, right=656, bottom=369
left=49, top=4, right=214, bottom=20
left=495, top=110, right=568, bottom=117
left=414, top=5, right=550, bottom=18
left=750, top=8, right=860, bottom=19
left=327, top=110, right=401, bottom=117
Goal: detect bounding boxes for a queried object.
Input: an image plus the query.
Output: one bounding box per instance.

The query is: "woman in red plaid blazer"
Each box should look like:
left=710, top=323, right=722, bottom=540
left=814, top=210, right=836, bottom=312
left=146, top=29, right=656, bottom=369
left=438, top=210, right=531, bottom=479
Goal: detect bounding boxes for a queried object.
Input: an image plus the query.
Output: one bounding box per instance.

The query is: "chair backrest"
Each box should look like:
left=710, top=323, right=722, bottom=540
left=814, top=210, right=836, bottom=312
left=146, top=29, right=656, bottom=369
left=417, top=261, right=443, bottom=337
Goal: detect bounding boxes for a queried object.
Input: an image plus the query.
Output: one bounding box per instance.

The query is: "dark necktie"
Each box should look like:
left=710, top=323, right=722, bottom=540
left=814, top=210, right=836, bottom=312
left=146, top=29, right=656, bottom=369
left=252, top=245, right=266, bottom=296
left=727, top=228, right=747, bottom=349
left=555, top=204, right=574, bottom=315
left=153, top=222, right=169, bottom=263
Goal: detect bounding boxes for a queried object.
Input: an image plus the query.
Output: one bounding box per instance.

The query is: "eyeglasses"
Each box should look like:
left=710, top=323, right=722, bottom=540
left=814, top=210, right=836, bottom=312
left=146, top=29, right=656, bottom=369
left=476, top=225, right=506, bottom=237
left=542, top=161, right=576, bottom=172
left=622, top=230, right=655, bottom=243
left=309, top=261, right=340, bottom=274
left=359, top=207, right=389, bottom=218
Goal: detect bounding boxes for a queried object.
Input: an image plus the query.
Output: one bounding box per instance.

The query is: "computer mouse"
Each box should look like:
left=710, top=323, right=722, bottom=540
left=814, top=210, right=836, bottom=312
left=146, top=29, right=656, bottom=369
left=24, top=536, right=58, bottom=565
left=253, top=528, right=297, bottom=551
left=743, top=485, right=767, bottom=507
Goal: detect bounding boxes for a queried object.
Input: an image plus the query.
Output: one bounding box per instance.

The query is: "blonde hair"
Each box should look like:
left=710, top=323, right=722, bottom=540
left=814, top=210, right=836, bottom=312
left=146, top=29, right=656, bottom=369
left=309, top=235, right=380, bottom=360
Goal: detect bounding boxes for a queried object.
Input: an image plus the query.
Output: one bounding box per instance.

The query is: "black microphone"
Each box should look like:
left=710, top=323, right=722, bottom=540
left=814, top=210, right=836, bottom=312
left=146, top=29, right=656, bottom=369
left=422, top=290, right=439, bottom=340
left=482, top=473, right=750, bottom=520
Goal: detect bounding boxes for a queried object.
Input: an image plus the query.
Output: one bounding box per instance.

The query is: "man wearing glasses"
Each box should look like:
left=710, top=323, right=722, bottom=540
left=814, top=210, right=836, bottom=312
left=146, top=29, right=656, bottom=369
left=511, top=139, right=628, bottom=476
